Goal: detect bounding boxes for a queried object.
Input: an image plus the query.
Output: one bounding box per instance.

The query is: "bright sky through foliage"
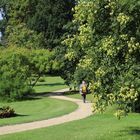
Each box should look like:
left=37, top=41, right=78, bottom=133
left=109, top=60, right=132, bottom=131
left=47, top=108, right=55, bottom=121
left=0, top=12, right=2, bottom=20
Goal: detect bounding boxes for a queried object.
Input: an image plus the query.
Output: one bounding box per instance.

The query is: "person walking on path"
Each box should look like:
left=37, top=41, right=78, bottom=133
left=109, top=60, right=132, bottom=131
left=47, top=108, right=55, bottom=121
left=80, top=80, right=87, bottom=103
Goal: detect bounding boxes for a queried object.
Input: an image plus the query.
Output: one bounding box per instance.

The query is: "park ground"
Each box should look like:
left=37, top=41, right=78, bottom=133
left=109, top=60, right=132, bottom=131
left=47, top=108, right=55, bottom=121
left=0, top=76, right=140, bottom=140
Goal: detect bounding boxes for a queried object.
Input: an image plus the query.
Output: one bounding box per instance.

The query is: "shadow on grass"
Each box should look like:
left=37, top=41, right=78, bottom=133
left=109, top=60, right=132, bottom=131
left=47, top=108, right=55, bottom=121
left=62, top=91, right=79, bottom=95
left=0, top=114, right=29, bottom=120
left=116, top=127, right=140, bottom=138
left=35, top=83, right=65, bottom=87
left=14, top=114, right=29, bottom=117
left=63, top=91, right=91, bottom=96
left=128, top=127, right=140, bottom=135
left=31, top=90, right=91, bottom=98
left=23, top=90, right=72, bottom=100
left=22, top=96, right=42, bottom=101
left=30, top=92, right=51, bottom=97
left=29, top=91, right=76, bottom=98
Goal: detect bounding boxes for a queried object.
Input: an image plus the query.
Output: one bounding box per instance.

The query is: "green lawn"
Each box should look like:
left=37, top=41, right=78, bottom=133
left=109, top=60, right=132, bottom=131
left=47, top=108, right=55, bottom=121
left=0, top=97, right=78, bottom=126
left=0, top=76, right=77, bottom=126
left=34, top=76, right=68, bottom=93
left=0, top=81, right=140, bottom=140
left=0, top=109, right=139, bottom=140
left=0, top=87, right=140, bottom=140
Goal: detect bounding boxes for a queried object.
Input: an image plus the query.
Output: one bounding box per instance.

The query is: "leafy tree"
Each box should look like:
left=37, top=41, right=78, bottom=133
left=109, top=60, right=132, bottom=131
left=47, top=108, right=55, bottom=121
left=63, top=0, right=140, bottom=117
left=0, top=0, right=75, bottom=49
left=0, top=0, right=75, bottom=101
left=0, top=47, right=32, bottom=101
left=0, top=0, right=9, bottom=44
left=0, top=47, right=54, bottom=101
left=6, top=23, right=43, bottom=49
left=26, top=0, right=75, bottom=49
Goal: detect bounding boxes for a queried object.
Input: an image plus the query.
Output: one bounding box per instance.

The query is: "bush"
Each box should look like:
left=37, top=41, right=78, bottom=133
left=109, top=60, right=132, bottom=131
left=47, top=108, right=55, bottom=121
left=0, top=106, right=15, bottom=118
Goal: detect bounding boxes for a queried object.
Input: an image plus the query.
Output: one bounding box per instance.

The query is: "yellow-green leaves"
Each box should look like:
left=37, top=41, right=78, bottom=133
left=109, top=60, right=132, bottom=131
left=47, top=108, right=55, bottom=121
left=117, top=13, right=130, bottom=26
left=78, top=56, right=92, bottom=69
left=127, top=37, right=140, bottom=53
left=62, top=0, right=140, bottom=118
left=119, top=86, right=138, bottom=102
left=73, top=1, right=95, bottom=25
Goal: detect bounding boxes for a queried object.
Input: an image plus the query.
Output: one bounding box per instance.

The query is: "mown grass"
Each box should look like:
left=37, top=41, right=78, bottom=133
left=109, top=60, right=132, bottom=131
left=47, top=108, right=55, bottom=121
left=0, top=109, right=139, bottom=140
left=0, top=92, right=139, bottom=140
left=34, top=76, right=68, bottom=93
left=0, top=76, right=77, bottom=126
left=0, top=97, right=78, bottom=126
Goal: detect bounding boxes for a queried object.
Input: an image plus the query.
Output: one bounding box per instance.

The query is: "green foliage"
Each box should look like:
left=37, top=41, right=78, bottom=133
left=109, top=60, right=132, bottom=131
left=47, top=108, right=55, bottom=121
left=63, top=0, right=140, bottom=117
left=0, top=0, right=75, bottom=90
left=0, top=106, right=15, bottom=118
left=0, top=0, right=75, bottom=49
left=0, top=0, right=7, bottom=34
left=6, top=23, right=43, bottom=49
left=0, top=47, right=32, bottom=101
left=26, top=0, right=75, bottom=49
left=0, top=47, right=54, bottom=101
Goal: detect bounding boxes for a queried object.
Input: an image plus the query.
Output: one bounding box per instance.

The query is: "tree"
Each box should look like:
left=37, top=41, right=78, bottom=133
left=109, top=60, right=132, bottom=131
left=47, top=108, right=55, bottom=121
left=0, top=47, right=32, bottom=101
left=0, top=0, right=75, bottom=49
left=6, top=23, right=43, bottom=49
left=63, top=0, right=140, bottom=117
left=0, top=0, right=9, bottom=44
left=0, top=0, right=76, bottom=101
left=0, top=47, right=54, bottom=101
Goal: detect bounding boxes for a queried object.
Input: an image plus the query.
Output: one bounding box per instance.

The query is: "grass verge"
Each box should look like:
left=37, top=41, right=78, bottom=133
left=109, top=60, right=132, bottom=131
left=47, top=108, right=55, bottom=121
left=0, top=111, right=139, bottom=140
left=0, top=97, right=78, bottom=126
left=34, top=76, right=68, bottom=93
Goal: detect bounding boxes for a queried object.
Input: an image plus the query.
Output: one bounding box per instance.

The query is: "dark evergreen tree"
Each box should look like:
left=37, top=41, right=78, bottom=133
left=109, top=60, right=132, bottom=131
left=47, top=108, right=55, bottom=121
left=0, top=0, right=75, bottom=49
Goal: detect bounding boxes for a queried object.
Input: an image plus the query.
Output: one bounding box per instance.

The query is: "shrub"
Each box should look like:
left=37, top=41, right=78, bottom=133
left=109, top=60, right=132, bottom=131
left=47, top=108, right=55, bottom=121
left=0, top=106, right=15, bottom=118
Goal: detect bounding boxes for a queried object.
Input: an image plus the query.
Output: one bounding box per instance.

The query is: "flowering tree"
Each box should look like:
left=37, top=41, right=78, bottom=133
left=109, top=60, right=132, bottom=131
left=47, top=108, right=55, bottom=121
left=63, top=0, right=140, bottom=118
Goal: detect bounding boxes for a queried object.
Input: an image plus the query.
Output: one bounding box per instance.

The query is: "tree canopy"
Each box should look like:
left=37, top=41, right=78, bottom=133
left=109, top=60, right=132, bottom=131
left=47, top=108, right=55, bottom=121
left=63, top=0, right=140, bottom=117
left=0, top=0, right=75, bottom=49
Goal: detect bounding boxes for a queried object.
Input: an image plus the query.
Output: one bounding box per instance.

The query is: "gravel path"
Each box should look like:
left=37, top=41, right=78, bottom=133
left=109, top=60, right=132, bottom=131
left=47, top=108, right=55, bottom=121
left=0, top=89, right=92, bottom=135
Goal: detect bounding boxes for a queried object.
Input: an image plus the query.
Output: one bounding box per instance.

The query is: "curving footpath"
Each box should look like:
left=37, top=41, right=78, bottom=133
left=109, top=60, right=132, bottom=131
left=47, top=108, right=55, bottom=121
left=0, top=89, right=92, bottom=136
